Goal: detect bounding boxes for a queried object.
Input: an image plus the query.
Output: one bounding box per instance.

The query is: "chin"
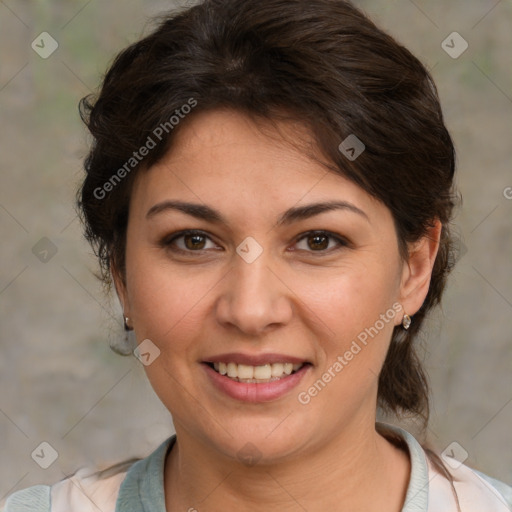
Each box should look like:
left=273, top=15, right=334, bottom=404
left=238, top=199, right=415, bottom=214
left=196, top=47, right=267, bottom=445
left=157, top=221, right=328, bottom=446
left=205, top=418, right=309, bottom=466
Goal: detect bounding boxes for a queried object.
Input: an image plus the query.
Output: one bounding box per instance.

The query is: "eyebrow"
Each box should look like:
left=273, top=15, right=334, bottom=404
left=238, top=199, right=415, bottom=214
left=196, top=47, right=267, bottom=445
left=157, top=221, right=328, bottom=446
left=146, top=199, right=370, bottom=226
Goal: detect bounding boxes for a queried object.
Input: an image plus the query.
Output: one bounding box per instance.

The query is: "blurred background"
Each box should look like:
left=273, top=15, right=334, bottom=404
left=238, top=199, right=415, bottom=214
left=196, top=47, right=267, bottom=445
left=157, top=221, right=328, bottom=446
left=1, top=0, right=511, bottom=499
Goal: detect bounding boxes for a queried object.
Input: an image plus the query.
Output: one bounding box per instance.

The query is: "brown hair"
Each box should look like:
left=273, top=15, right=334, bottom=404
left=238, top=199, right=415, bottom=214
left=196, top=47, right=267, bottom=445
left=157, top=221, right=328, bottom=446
left=77, top=0, right=461, bottom=505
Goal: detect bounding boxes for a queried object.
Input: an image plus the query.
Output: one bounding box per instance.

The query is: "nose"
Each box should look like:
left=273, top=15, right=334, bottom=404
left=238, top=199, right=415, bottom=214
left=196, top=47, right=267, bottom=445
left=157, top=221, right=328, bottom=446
left=215, top=245, right=293, bottom=336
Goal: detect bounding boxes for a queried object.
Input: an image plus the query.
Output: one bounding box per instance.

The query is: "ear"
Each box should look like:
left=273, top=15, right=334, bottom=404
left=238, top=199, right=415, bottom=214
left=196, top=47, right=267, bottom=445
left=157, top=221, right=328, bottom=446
left=111, top=258, right=131, bottom=319
left=398, top=218, right=442, bottom=318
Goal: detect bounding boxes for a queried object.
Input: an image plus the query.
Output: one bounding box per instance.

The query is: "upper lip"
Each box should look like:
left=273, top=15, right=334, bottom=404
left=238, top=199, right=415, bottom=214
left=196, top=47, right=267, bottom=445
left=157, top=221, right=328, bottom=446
left=203, top=352, right=310, bottom=366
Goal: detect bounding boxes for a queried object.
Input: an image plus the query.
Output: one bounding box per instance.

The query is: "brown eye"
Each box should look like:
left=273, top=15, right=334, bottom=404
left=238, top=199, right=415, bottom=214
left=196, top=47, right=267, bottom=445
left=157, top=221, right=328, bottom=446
left=307, top=233, right=329, bottom=250
left=294, top=230, right=348, bottom=253
left=183, top=233, right=207, bottom=250
left=161, top=230, right=217, bottom=254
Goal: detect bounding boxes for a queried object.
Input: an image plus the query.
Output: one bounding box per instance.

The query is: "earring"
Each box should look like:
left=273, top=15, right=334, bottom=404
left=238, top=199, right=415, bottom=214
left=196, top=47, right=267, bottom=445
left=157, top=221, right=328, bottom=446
left=124, top=316, right=133, bottom=331
left=402, top=313, right=412, bottom=330
left=108, top=315, right=136, bottom=356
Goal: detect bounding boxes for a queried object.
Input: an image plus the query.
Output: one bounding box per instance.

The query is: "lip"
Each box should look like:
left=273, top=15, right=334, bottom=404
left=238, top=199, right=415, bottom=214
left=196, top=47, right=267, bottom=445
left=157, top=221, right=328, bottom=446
left=202, top=352, right=310, bottom=366
left=202, top=362, right=312, bottom=403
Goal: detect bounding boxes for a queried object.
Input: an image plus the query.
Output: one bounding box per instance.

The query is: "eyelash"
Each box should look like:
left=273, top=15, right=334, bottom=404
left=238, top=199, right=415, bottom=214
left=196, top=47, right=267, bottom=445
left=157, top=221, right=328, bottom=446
left=159, top=229, right=350, bottom=256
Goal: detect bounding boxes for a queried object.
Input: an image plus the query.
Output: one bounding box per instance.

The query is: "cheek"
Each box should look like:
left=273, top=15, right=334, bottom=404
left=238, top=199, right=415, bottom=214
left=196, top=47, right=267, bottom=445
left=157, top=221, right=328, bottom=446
left=310, top=259, right=399, bottom=336
left=126, top=252, right=217, bottom=355
left=125, top=256, right=211, bottom=410
left=303, top=257, right=400, bottom=386
left=297, top=272, right=399, bottom=416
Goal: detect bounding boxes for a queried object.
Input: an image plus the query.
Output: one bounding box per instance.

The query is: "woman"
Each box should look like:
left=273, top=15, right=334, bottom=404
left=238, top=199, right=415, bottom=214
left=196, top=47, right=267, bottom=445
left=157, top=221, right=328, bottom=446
left=2, top=0, right=511, bottom=510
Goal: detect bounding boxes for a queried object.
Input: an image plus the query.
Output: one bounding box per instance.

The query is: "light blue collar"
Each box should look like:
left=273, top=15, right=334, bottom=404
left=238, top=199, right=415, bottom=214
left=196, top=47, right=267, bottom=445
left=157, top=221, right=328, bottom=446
left=115, top=434, right=175, bottom=512
left=383, top=423, right=429, bottom=511
left=115, top=422, right=429, bottom=511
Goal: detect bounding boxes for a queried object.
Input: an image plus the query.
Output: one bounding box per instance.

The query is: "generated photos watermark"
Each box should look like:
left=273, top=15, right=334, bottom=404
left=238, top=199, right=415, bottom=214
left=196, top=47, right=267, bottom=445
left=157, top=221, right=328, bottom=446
left=93, top=98, right=198, bottom=200
left=297, top=302, right=403, bottom=405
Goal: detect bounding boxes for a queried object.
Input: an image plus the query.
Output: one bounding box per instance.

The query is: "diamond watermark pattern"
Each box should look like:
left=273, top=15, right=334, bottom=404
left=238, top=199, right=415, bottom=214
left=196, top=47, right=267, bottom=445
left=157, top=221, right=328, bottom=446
left=441, top=32, right=468, bottom=59
left=133, top=338, right=161, bottom=366
left=236, top=236, right=263, bottom=264
left=31, top=32, right=59, bottom=59
left=338, top=134, right=365, bottom=161
left=32, top=237, right=58, bottom=263
left=441, top=441, right=469, bottom=470
left=31, top=441, right=59, bottom=469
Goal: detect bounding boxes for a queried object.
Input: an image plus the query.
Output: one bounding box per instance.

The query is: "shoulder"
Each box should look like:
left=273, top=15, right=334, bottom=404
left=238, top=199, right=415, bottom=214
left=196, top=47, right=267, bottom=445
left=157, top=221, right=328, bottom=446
left=0, top=461, right=135, bottom=512
left=1, top=485, right=51, bottom=512
left=426, top=453, right=512, bottom=511
left=1, top=436, right=174, bottom=512
left=378, top=422, right=512, bottom=511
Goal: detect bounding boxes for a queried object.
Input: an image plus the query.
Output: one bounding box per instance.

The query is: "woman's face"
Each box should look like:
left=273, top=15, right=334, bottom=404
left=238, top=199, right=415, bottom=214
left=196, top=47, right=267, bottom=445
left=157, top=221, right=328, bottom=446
left=116, top=109, right=435, bottom=462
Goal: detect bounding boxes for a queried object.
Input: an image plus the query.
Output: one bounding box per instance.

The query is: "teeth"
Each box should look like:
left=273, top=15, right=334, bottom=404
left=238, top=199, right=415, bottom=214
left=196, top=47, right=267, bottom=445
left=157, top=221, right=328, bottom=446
left=238, top=364, right=254, bottom=379
left=210, top=361, right=304, bottom=381
left=227, top=362, right=238, bottom=378
left=254, top=364, right=272, bottom=379
left=271, top=363, right=284, bottom=377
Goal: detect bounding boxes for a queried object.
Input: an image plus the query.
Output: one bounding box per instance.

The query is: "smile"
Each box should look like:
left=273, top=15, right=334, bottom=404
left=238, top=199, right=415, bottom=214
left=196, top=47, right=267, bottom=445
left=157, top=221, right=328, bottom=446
left=202, top=359, right=312, bottom=403
left=206, top=362, right=304, bottom=383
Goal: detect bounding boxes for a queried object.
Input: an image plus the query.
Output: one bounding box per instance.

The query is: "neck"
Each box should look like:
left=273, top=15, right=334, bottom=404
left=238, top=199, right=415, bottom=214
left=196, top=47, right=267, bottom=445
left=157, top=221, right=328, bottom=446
left=164, top=418, right=410, bottom=512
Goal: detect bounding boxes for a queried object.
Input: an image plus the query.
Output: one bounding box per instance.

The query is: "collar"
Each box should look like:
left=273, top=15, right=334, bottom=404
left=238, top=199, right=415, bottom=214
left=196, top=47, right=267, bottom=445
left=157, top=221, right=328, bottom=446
left=115, top=422, right=429, bottom=512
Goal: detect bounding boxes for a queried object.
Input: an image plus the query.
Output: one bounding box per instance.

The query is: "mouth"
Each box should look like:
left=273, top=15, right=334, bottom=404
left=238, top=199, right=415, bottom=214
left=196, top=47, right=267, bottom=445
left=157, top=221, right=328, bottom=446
left=201, top=352, right=313, bottom=402
left=203, top=361, right=310, bottom=383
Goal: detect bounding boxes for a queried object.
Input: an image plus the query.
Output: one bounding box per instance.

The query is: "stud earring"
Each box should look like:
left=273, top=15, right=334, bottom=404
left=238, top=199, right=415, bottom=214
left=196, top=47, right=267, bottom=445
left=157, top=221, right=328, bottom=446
left=124, top=316, right=133, bottom=331
left=402, top=313, right=412, bottom=330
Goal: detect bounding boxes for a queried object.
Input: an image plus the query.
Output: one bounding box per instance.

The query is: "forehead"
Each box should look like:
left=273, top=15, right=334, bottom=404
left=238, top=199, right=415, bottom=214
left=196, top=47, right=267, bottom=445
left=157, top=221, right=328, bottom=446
left=154, top=109, right=328, bottom=182
left=130, top=109, right=387, bottom=224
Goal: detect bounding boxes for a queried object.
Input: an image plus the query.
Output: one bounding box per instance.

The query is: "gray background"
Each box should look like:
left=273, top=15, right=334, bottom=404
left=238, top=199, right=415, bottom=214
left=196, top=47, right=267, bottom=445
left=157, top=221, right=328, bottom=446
left=1, top=0, right=511, bottom=500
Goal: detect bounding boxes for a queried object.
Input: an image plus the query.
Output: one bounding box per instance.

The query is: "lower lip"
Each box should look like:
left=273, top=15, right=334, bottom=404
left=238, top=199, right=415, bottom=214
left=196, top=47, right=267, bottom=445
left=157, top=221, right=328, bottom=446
left=202, top=363, right=311, bottom=403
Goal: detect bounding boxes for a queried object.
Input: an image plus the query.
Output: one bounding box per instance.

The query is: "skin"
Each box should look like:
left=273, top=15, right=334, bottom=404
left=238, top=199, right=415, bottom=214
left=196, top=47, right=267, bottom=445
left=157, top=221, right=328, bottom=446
left=113, top=109, right=441, bottom=511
